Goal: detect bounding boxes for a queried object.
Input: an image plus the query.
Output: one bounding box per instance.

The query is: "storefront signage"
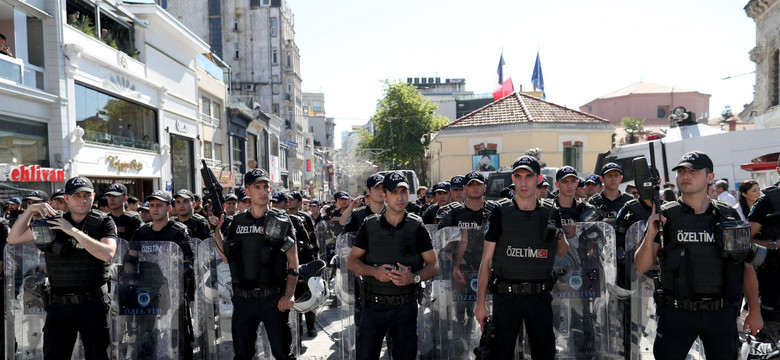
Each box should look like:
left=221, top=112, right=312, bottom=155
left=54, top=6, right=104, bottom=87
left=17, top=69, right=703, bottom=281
left=3, top=165, right=66, bottom=182
left=176, top=119, right=189, bottom=133
left=107, top=155, right=143, bottom=172
left=216, top=170, right=236, bottom=188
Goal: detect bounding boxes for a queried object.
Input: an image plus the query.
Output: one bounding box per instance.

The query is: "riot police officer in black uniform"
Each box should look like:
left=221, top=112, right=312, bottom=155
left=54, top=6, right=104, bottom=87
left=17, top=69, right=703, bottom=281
left=8, top=176, right=117, bottom=360
left=474, top=156, right=569, bottom=360
left=419, top=188, right=434, bottom=216
left=0, top=213, right=8, bottom=356
left=104, top=183, right=143, bottom=241
left=587, top=163, right=634, bottom=224
left=4, top=197, right=23, bottom=226
left=422, top=182, right=450, bottom=225
left=347, top=171, right=439, bottom=360
left=174, top=189, right=213, bottom=241
left=340, top=174, right=386, bottom=233
left=129, top=190, right=195, bottom=359
left=214, top=169, right=298, bottom=360
left=748, top=156, right=780, bottom=333
left=635, top=151, right=764, bottom=359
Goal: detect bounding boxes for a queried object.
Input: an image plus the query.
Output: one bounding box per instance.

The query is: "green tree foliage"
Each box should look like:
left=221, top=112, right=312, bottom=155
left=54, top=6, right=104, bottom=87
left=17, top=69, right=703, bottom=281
left=359, top=81, right=448, bottom=174
left=619, top=116, right=645, bottom=144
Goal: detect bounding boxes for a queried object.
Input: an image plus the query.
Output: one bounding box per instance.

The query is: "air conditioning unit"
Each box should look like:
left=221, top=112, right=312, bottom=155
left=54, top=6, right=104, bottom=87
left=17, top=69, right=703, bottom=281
left=233, top=80, right=242, bottom=90
left=244, top=84, right=255, bottom=92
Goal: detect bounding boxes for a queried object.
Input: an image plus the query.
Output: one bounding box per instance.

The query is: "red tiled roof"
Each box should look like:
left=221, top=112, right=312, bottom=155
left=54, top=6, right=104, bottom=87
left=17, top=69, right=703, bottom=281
left=444, top=92, right=609, bottom=129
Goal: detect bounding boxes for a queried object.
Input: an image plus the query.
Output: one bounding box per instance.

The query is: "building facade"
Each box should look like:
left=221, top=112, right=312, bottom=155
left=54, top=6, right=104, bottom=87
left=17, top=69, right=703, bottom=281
left=745, top=0, right=780, bottom=128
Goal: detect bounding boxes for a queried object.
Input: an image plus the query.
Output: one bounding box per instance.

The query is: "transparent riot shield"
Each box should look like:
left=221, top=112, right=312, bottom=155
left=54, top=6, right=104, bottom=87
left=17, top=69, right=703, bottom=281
left=550, top=221, right=620, bottom=359
left=425, top=224, right=439, bottom=240
left=112, top=241, right=182, bottom=359
left=625, top=221, right=706, bottom=360
left=5, top=242, right=47, bottom=359
left=334, top=232, right=358, bottom=360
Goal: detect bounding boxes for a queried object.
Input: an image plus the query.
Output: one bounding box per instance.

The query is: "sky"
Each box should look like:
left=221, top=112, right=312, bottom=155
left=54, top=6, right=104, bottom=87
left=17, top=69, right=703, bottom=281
left=291, top=0, right=757, bottom=149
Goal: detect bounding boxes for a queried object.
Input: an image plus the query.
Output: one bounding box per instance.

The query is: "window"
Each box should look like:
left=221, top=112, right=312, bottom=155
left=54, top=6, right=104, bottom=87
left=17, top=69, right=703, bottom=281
left=201, top=97, right=211, bottom=116
left=231, top=135, right=245, bottom=174
left=66, top=0, right=137, bottom=59
left=203, top=141, right=213, bottom=159
left=171, top=134, right=194, bottom=191
left=313, top=101, right=322, bottom=113
left=234, top=43, right=239, bottom=59
left=272, top=103, right=279, bottom=115
left=160, top=0, right=168, bottom=9
left=0, top=115, right=49, bottom=167
left=233, top=17, right=238, bottom=31
left=250, top=0, right=260, bottom=8
left=562, top=141, right=583, bottom=171
left=209, top=18, right=222, bottom=58
left=247, top=133, right=257, bottom=166
left=272, top=48, right=278, bottom=65
left=214, top=143, right=223, bottom=161
left=270, top=134, right=279, bottom=157
left=270, top=17, right=278, bottom=37
left=75, top=83, right=158, bottom=151
left=772, top=49, right=779, bottom=107
left=657, top=106, right=669, bottom=119
left=259, top=129, right=269, bottom=170
left=286, top=52, right=291, bottom=67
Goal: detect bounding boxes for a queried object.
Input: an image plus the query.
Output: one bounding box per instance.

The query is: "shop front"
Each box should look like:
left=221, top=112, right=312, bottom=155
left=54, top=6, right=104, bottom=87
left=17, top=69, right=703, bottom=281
left=0, top=115, right=59, bottom=202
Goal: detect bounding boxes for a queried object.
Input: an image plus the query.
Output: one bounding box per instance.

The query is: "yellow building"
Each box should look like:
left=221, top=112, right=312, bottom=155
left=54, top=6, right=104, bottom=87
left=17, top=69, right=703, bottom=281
left=428, top=92, right=614, bottom=183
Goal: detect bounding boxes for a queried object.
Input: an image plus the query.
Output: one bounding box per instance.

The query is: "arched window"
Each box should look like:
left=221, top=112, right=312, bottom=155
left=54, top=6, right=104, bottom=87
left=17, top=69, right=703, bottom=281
left=772, top=49, right=779, bottom=107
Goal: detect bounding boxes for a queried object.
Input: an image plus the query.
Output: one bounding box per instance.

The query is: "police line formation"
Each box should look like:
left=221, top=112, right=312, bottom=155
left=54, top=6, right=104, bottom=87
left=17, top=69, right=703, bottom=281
left=1, top=150, right=779, bottom=360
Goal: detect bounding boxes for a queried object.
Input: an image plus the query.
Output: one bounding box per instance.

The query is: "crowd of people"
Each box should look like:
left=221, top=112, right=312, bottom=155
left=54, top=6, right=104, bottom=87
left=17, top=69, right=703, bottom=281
left=0, top=151, right=778, bottom=360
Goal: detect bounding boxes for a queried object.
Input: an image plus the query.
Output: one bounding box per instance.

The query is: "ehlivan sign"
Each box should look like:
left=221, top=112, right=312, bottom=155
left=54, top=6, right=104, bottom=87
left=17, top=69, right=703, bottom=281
left=0, top=165, right=66, bottom=182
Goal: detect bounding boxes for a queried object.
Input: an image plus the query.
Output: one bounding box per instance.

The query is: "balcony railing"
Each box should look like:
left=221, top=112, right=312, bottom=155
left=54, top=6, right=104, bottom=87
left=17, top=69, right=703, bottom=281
left=200, top=112, right=222, bottom=128
left=203, top=158, right=222, bottom=169
left=83, top=130, right=158, bottom=152
left=0, top=54, right=44, bottom=90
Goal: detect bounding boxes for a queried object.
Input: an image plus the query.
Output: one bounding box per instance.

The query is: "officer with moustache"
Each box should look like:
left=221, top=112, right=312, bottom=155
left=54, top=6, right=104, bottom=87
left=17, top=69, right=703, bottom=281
left=8, top=176, right=117, bottom=360
left=129, top=190, right=195, bottom=359
left=4, top=197, right=23, bottom=226
left=588, top=163, right=634, bottom=224
left=214, top=169, right=298, bottom=360
left=474, top=156, right=570, bottom=359
left=104, top=183, right=143, bottom=241
left=348, top=171, right=439, bottom=360
left=635, top=151, right=764, bottom=359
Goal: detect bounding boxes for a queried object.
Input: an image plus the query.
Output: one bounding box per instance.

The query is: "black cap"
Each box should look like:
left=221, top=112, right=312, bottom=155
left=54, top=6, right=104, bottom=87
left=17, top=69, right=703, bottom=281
left=671, top=151, right=713, bottom=172
left=336, top=191, right=351, bottom=199
left=433, top=182, right=450, bottom=193
left=537, top=177, right=550, bottom=188
left=289, top=191, right=303, bottom=201
left=145, top=190, right=172, bottom=203
left=225, top=193, right=238, bottom=201
left=139, top=202, right=149, bottom=210
left=425, top=188, right=434, bottom=196
left=600, top=162, right=623, bottom=176
left=577, top=177, right=586, bottom=188
left=65, top=176, right=94, bottom=195
left=366, top=173, right=384, bottom=188
left=236, top=189, right=248, bottom=201
left=194, top=194, right=202, bottom=202
left=51, top=188, right=66, bottom=200
left=245, top=168, right=271, bottom=186
left=97, top=197, right=108, bottom=207
left=584, top=174, right=602, bottom=186
left=270, top=192, right=288, bottom=203
left=309, top=200, right=320, bottom=206
left=499, top=187, right=514, bottom=199
left=8, top=197, right=21, bottom=204
left=24, top=190, right=49, bottom=202
left=465, top=171, right=485, bottom=185
left=105, top=183, right=127, bottom=196
left=450, top=175, right=465, bottom=189
left=556, top=166, right=578, bottom=181
left=512, top=156, right=541, bottom=175
left=382, top=171, right=410, bottom=192
left=174, top=189, right=195, bottom=201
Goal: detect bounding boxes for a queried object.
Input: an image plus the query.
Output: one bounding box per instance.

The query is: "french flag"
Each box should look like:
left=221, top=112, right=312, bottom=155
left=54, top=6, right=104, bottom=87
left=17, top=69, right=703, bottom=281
left=493, top=52, right=514, bottom=101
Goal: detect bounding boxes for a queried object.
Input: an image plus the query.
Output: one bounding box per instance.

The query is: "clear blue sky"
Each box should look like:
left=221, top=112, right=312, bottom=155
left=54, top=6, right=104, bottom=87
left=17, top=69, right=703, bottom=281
left=292, top=0, right=757, bottom=149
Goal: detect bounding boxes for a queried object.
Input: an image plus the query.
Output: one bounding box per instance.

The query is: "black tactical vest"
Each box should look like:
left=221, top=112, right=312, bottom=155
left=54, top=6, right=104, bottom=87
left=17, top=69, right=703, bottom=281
left=363, top=213, right=424, bottom=296
left=226, top=209, right=287, bottom=289
left=133, top=219, right=194, bottom=261
left=492, top=198, right=557, bottom=282
left=590, top=192, right=634, bottom=220
left=760, top=186, right=780, bottom=239
left=112, top=211, right=143, bottom=241
left=178, top=213, right=212, bottom=240
left=45, top=210, right=110, bottom=290
left=659, top=199, right=744, bottom=302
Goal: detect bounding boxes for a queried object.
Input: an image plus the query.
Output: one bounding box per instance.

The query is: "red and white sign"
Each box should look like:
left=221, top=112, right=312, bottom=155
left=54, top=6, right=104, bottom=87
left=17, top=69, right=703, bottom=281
left=2, top=165, right=65, bottom=182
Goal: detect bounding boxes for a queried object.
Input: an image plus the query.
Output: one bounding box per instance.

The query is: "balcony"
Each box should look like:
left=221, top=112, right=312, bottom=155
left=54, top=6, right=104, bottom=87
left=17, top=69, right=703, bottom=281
left=203, top=158, right=223, bottom=169
left=200, top=112, right=222, bottom=128
left=0, top=54, right=44, bottom=90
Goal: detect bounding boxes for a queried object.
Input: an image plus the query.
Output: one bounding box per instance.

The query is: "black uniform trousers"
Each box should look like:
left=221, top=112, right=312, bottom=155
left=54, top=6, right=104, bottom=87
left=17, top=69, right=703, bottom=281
left=232, top=293, right=294, bottom=360
left=356, top=295, right=417, bottom=360
left=492, top=291, right=555, bottom=360
left=43, top=296, right=110, bottom=360
left=653, top=304, right=739, bottom=360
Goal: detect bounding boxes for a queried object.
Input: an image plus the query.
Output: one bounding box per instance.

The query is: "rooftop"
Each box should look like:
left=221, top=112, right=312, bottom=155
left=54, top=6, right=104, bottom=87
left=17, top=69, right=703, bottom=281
left=595, top=81, right=706, bottom=99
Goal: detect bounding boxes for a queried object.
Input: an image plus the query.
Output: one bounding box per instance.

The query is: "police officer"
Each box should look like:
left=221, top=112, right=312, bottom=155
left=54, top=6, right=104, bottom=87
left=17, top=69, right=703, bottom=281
left=138, top=202, right=151, bottom=223
left=419, top=188, right=434, bottom=216
left=309, top=200, right=322, bottom=225
left=23, top=190, right=49, bottom=208
left=225, top=193, right=239, bottom=217
left=340, top=174, right=386, bottom=233
left=4, top=196, right=23, bottom=225
left=8, top=176, right=117, bottom=360
left=575, top=177, right=588, bottom=200
left=214, top=169, right=298, bottom=360
left=287, top=191, right=321, bottom=338
left=584, top=174, right=602, bottom=199
left=173, top=189, right=213, bottom=241
left=130, top=190, right=196, bottom=359
left=474, top=156, right=570, bottom=359
left=748, top=156, right=780, bottom=333
left=104, top=183, right=143, bottom=241
left=449, top=175, right=466, bottom=203
left=50, top=189, right=69, bottom=212
left=422, top=182, right=450, bottom=224
left=236, top=189, right=251, bottom=213
left=347, top=171, right=439, bottom=360
left=588, top=163, right=634, bottom=224
left=0, top=211, right=8, bottom=356
left=635, top=151, right=763, bottom=359
left=552, top=166, right=601, bottom=227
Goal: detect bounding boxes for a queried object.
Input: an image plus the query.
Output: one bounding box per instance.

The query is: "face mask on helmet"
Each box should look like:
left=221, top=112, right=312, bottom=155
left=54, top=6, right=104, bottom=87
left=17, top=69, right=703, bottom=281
left=718, top=220, right=766, bottom=266
left=293, top=276, right=327, bottom=313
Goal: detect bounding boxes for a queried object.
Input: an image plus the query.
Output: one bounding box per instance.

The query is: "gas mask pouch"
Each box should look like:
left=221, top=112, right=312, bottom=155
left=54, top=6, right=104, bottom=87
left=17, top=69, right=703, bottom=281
left=718, top=220, right=753, bottom=264
left=264, top=212, right=291, bottom=248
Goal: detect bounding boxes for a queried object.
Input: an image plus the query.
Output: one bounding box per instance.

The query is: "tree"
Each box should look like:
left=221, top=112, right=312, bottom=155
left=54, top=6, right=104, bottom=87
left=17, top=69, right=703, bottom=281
left=359, top=81, right=448, bottom=180
left=619, top=116, right=645, bottom=144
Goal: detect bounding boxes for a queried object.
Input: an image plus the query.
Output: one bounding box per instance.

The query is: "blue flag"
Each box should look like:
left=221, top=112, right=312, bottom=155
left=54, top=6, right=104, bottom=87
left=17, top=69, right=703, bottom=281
left=531, top=51, right=545, bottom=100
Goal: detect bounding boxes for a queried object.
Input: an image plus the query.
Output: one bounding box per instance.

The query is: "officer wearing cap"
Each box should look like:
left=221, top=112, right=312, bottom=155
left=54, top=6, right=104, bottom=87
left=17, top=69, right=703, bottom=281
left=341, top=174, right=386, bottom=233
left=129, top=190, right=195, bottom=359
left=415, top=186, right=428, bottom=207
left=8, top=176, right=117, bottom=359
left=287, top=191, right=321, bottom=338
left=51, top=188, right=69, bottom=212
left=635, top=151, right=763, bottom=358
left=236, top=189, right=251, bottom=213
left=419, top=188, right=434, bottom=215
left=173, top=189, right=213, bottom=241
left=748, top=156, right=780, bottom=333
left=214, top=169, right=298, bottom=360
left=434, top=176, right=468, bottom=221
left=23, top=190, right=49, bottom=208
left=474, top=156, right=570, bottom=359
left=536, top=176, right=554, bottom=199
left=498, top=186, right=514, bottom=199
left=4, top=197, right=23, bottom=225
left=552, top=166, right=601, bottom=228
left=326, top=191, right=351, bottom=234
left=126, top=196, right=140, bottom=212
left=588, top=163, right=634, bottom=225
left=348, top=171, right=439, bottom=360
left=422, top=182, right=451, bottom=225
left=138, top=202, right=151, bottom=223
left=584, top=174, right=602, bottom=198
left=225, top=193, right=239, bottom=217
left=104, top=183, right=143, bottom=241
left=308, top=200, right=322, bottom=225
left=575, top=177, right=588, bottom=200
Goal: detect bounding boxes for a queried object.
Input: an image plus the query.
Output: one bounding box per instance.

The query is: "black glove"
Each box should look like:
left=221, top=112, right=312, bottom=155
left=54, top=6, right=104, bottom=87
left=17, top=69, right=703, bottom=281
left=183, top=262, right=195, bottom=300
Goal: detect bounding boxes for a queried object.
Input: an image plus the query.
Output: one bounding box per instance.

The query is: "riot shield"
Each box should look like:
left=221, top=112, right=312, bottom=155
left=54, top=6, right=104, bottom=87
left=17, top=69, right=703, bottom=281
left=625, top=221, right=706, bottom=360
left=549, top=221, right=620, bottom=359
left=334, top=232, right=358, bottom=360
left=112, top=241, right=182, bottom=359
left=4, top=242, right=47, bottom=359
left=425, top=224, right=439, bottom=240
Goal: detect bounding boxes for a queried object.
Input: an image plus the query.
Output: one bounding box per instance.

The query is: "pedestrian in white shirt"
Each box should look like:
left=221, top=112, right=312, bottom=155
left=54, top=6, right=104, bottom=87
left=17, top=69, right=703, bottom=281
left=714, top=179, right=737, bottom=206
